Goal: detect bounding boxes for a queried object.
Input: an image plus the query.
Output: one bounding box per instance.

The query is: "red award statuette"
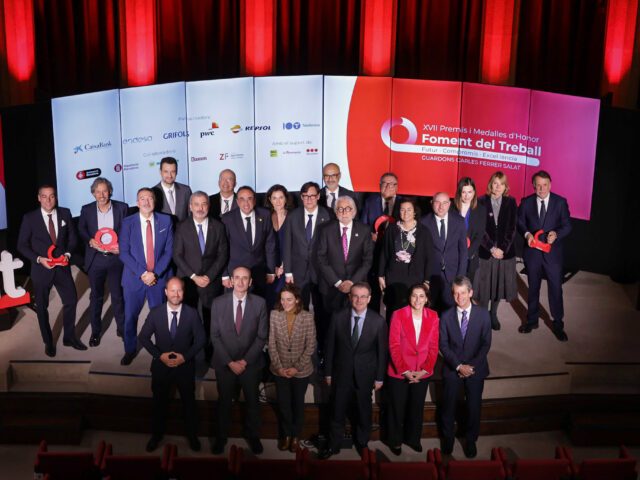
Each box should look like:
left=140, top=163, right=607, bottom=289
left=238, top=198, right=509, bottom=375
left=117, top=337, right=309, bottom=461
left=531, top=229, right=552, bottom=253
left=47, top=245, right=69, bottom=266
left=94, top=228, right=119, bottom=252
left=374, top=214, right=395, bottom=234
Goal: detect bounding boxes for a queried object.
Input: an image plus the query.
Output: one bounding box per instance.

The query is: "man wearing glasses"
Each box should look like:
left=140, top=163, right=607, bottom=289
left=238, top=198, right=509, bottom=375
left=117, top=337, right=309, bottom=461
left=319, top=163, right=361, bottom=215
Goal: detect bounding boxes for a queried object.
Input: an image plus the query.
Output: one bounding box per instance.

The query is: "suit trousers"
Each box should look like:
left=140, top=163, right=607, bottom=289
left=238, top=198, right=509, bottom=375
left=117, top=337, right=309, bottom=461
left=525, top=255, right=564, bottom=329
left=431, top=272, right=455, bottom=314
left=151, top=365, right=198, bottom=439
left=34, top=267, right=77, bottom=346
left=123, top=284, right=165, bottom=353
left=386, top=376, right=429, bottom=447
left=274, top=375, right=310, bottom=438
left=329, top=380, right=374, bottom=450
left=299, top=282, right=325, bottom=348
left=87, top=254, right=124, bottom=336
left=215, top=363, right=262, bottom=440
left=440, top=374, right=485, bottom=443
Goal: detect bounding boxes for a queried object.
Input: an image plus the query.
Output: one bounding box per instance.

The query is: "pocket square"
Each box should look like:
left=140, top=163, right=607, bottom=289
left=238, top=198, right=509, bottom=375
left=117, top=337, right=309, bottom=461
left=61, top=220, right=66, bottom=227
left=159, top=228, right=167, bottom=233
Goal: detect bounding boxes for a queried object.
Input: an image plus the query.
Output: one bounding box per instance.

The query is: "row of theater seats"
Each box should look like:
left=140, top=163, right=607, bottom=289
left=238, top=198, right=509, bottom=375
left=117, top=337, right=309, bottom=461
left=34, top=439, right=638, bottom=480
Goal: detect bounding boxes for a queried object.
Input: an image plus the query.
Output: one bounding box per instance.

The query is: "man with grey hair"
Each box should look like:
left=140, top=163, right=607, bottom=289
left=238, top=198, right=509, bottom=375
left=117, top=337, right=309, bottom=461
left=78, top=177, right=130, bottom=346
left=209, top=169, right=238, bottom=220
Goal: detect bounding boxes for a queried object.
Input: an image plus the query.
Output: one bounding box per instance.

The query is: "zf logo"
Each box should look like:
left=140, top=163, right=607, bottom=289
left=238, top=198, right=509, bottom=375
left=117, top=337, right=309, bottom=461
left=219, top=153, right=228, bottom=161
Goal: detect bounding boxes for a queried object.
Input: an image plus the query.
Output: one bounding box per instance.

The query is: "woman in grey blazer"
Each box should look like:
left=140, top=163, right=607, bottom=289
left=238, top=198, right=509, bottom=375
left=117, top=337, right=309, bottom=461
left=268, top=283, right=316, bottom=452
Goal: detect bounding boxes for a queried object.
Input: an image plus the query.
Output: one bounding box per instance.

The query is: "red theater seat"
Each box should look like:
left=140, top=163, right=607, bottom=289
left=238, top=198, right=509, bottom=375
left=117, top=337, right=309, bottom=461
left=34, top=439, right=106, bottom=480
left=235, top=446, right=303, bottom=479
left=494, top=446, right=572, bottom=480
left=101, top=443, right=170, bottom=480
left=559, top=445, right=638, bottom=480
left=429, top=448, right=506, bottom=480
left=369, top=450, right=438, bottom=480
left=299, top=447, right=370, bottom=480
left=166, top=443, right=236, bottom=479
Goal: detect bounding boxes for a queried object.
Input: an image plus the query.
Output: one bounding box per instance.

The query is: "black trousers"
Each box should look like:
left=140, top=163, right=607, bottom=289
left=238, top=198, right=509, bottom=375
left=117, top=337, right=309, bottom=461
left=386, top=376, right=429, bottom=447
left=274, top=375, right=310, bottom=438
left=440, top=374, right=485, bottom=443
left=34, top=266, right=77, bottom=346
left=151, top=365, right=198, bottom=439
left=329, top=381, right=374, bottom=450
left=87, top=254, right=124, bottom=336
left=215, top=364, right=262, bottom=440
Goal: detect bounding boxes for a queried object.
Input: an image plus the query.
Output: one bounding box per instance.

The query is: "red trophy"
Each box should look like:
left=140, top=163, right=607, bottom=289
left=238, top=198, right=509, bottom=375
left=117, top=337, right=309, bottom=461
left=531, top=229, right=552, bottom=253
left=94, top=228, right=119, bottom=252
left=374, top=214, right=395, bottom=234
left=47, top=245, right=69, bottom=266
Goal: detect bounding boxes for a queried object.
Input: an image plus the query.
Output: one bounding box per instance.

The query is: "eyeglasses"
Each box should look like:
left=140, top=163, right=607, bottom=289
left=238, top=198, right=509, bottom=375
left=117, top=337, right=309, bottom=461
left=323, top=173, right=340, bottom=179
left=336, top=206, right=353, bottom=213
left=301, top=194, right=318, bottom=200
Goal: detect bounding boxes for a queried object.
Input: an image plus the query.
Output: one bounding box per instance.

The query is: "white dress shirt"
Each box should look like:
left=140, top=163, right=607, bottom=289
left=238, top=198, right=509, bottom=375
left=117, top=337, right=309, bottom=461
left=435, top=213, right=448, bottom=240
left=220, top=194, right=234, bottom=215
left=41, top=208, right=59, bottom=238
left=139, top=213, right=156, bottom=264
left=167, top=304, right=183, bottom=330
left=161, top=183, right=176, bottom=215
left=243, top=210, right=256, bottom=244
left=233, top=292, right=248, bottom=325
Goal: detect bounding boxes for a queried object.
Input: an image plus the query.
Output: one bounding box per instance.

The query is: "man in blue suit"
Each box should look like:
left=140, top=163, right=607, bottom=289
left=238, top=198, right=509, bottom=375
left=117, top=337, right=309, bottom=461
left=138, top=277, right=206, bottom=453
left=119, top=187, right=174, bottom=365
left=421, top=192, right=468, bottom=311
left=78, top=178, right=129, bottom=346
left=517, top=170, right=571, bottom=341
left=439, top=276, right=491, bottom=458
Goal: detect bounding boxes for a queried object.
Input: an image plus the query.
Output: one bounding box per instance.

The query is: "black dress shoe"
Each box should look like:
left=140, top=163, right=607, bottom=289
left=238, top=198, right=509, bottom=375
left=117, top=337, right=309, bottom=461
left=317, top=447, right=339, bottom=460
left=247, top=437, right=263, bottom=454
left=45, top=344, right=56, bottom=357
left=389, top=445, right=401, bottom=456
left=463, top=440, right=477, bottom=458
left=120, top=352, right=136, bottom=366
left=406, top=442, right=423, bottom=453
left=441, top=437, right=454, bottom=455
left=518, top=323, right=538, bottom=334
left=211, top=438, right=227, bottom=455
left=553, top=328, right=568, bottom=342
left=146, top=435, right=162, bottom=452
left=188, top=436, right=201, bottom=452
left=63, top=338, right=88, bottom=350
left=354, top=443, right=367, bottom=457
left=89, top=335, right=100, bottom=347
left=491, top=319, right=501, bottom=331
left=116, top=329, right=124, bottom=338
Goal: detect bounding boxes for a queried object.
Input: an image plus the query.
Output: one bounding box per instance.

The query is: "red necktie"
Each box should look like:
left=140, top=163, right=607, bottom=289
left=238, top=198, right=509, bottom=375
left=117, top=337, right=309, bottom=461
left=145, top=219, right=154, bottom=271
left=235, top=299, right=243, bottom=334
left=47, top=214, right=57, bottom=245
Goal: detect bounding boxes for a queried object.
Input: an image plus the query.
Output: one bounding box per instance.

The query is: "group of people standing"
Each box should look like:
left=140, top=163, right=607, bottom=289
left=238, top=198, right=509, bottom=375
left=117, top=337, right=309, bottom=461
left=16, top=157, right=572, bottom=458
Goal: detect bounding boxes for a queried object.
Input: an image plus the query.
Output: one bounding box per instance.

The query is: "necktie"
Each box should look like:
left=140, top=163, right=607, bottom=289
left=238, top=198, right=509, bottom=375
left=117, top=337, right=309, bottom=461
left=245, top=216, right=253, bottom=246
left=146, top=219, right=154, bottom=271
left=224, top=199, right=230, bottom=213
left=460, top=310, right=469, bottom=340
left=47, top=214, right=57, bottom=245
left=351, top=316, right=360, bottom=347
left=235, top=299, right=243, bottom=334
left=305, top=214, right=313, bottom=242
left=170, top=311, right=178, bottom=339
left=330, top=192, right=336, bottom=210
left=383, top=200, right=390, bottom=216
left=167, top=189, right=176, bottom=214
left=439, top=218, right=446, bottom=243
left=197, top=223, right=205, bottom=254
left=539, top=200, right=547, bottom=226
left=342, top=226, right=349, bottom=261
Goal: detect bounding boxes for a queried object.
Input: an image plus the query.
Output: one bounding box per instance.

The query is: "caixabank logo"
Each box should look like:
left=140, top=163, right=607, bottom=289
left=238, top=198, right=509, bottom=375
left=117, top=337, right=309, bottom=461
left=72, top=140, right=112, bottom=154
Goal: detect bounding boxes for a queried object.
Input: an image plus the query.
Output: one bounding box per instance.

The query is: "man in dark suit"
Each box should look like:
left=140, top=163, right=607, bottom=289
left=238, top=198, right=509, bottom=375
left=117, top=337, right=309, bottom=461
left=210, top=266, right=268, bottom=455
left=17, top=185, right=86, bottom=356
left=221, top=185, right=276, bottom=298
left=320, top=163, right=361, bottom=214
left=421, top=192, right=468, bottom=311
left=209, top=168, right=238, bottom=221
left=316, top=196, right=374, bottom=313
left=517, top=170, right=572, bottom=341
left=78, top=177, right=129, bottom=346
left=152, top=156, right=192, bottom=223
left=283, top=181, right=331, bottom=341
left=173, top=191, right=228, bottom=358
left=319, top=282, right=387, bottom=459
left=119, top=188, right=174, bottom=366
left=138, top=277, right=206, bottom=453
left=439, top=276, right=491, bottom=458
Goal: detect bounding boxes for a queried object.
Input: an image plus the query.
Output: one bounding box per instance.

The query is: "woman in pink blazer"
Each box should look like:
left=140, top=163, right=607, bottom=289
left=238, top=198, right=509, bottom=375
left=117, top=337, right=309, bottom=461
left=386, top=283, right=439, bottom=455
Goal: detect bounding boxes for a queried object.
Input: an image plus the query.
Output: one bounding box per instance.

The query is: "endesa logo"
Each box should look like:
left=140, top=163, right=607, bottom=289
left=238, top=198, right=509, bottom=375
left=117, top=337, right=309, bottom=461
left=122, top=135, right=153, bottom=144
left=73, top=140, right=112, bottom=154
left=76, top=168, right=102, bottom=180
left=283, top=122, right=301, bottom=130
left=245, top=125, right=270, bottom=131
left=162, top=131, right=189, bottom=139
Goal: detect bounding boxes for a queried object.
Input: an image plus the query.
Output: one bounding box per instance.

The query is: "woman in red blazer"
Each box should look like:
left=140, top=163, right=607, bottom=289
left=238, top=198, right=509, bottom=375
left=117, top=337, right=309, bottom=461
left=386, top=283, right=440, bottom=455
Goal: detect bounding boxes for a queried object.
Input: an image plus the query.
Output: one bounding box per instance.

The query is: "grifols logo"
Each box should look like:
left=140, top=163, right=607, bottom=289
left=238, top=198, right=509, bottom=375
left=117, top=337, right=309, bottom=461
left=0, top=251, right=31, bottom=309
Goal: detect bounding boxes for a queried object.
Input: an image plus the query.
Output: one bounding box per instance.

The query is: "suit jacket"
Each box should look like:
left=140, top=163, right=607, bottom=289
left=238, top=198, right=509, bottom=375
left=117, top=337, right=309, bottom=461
left=210, top=292, right=268, bottom=369
left=17, top=207, right=77, bottom=277
left=78, top=200, right=129, bottom=270
left=221, top=207, right=277, bottom=277
left=453, top=204, right=487, bottom=271
left=320, top=186, right=361, bottom=215
left=282, top=206, right=331, bottom=285
left=268, top=310, right=316, bottom=378
left=209, top=192, right=238, bottom=221
left=153, top=181, right=192, bottom=223
left=359, top=194, right=403, bottom=228
left=387, top=305, right=440, bottom=379
left=325, top=308, right=388, bottom=390
left=119, top=212, right=174, bottom=291
left=138, top=303, right=206, bottom=375
left=315, top=220, right=374, bottom=294
left=517, top=192, right=571, bottom=264
left=378, top=222, right=434, bottom=286
left=420, top=212, right=468, bottom=282
left=173, top=217, right=228, bottom=301
left=439, top=305, right=491, bottom=379
left=478, top=195, right=517, bottom=260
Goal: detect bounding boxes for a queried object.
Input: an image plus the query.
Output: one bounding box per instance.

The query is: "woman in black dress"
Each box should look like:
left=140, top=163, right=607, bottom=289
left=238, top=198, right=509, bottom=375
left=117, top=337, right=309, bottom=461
left=264, top=184, right=291, bottom=310
left=453, top=177, right=486, bottom=284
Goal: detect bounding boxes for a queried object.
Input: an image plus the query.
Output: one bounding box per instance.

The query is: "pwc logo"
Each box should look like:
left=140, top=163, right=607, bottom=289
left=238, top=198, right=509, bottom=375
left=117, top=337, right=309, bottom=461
left=0, top=251, right=31, bottom=309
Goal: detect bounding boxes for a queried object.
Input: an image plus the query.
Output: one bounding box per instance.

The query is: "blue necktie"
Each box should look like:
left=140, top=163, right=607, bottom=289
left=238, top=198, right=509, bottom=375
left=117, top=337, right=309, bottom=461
left=305, top=214, right=313, bottom=242
left=351, top=316, right=360, bottom=347
left=460, top=310, right=469, bottom=341
left=197, top=223, right=205, bottom=254
left=170, top=311, right=178, bottom=340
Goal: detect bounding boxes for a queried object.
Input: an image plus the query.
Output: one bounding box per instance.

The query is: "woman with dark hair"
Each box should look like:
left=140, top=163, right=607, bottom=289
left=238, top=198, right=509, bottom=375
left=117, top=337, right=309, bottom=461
left=386, top=283, right=439, bottom=456
left=378, top=198, right=434, bottom=322
left=268, top=283, right=316, bottom=452
left=454, top=177, right=487, bottom=283
left=264, top=184, right=291, bottom=309
left=476, top=172, right=518, bottom=330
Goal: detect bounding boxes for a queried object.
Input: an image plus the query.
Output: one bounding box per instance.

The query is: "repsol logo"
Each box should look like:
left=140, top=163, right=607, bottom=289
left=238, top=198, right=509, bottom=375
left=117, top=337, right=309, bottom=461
left=245, top=125, right=271, bottom=131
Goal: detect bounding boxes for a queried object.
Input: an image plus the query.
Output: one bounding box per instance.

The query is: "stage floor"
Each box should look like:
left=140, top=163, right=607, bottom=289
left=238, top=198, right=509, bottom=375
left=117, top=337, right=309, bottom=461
left=1, top=266, right=639, bottom=400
